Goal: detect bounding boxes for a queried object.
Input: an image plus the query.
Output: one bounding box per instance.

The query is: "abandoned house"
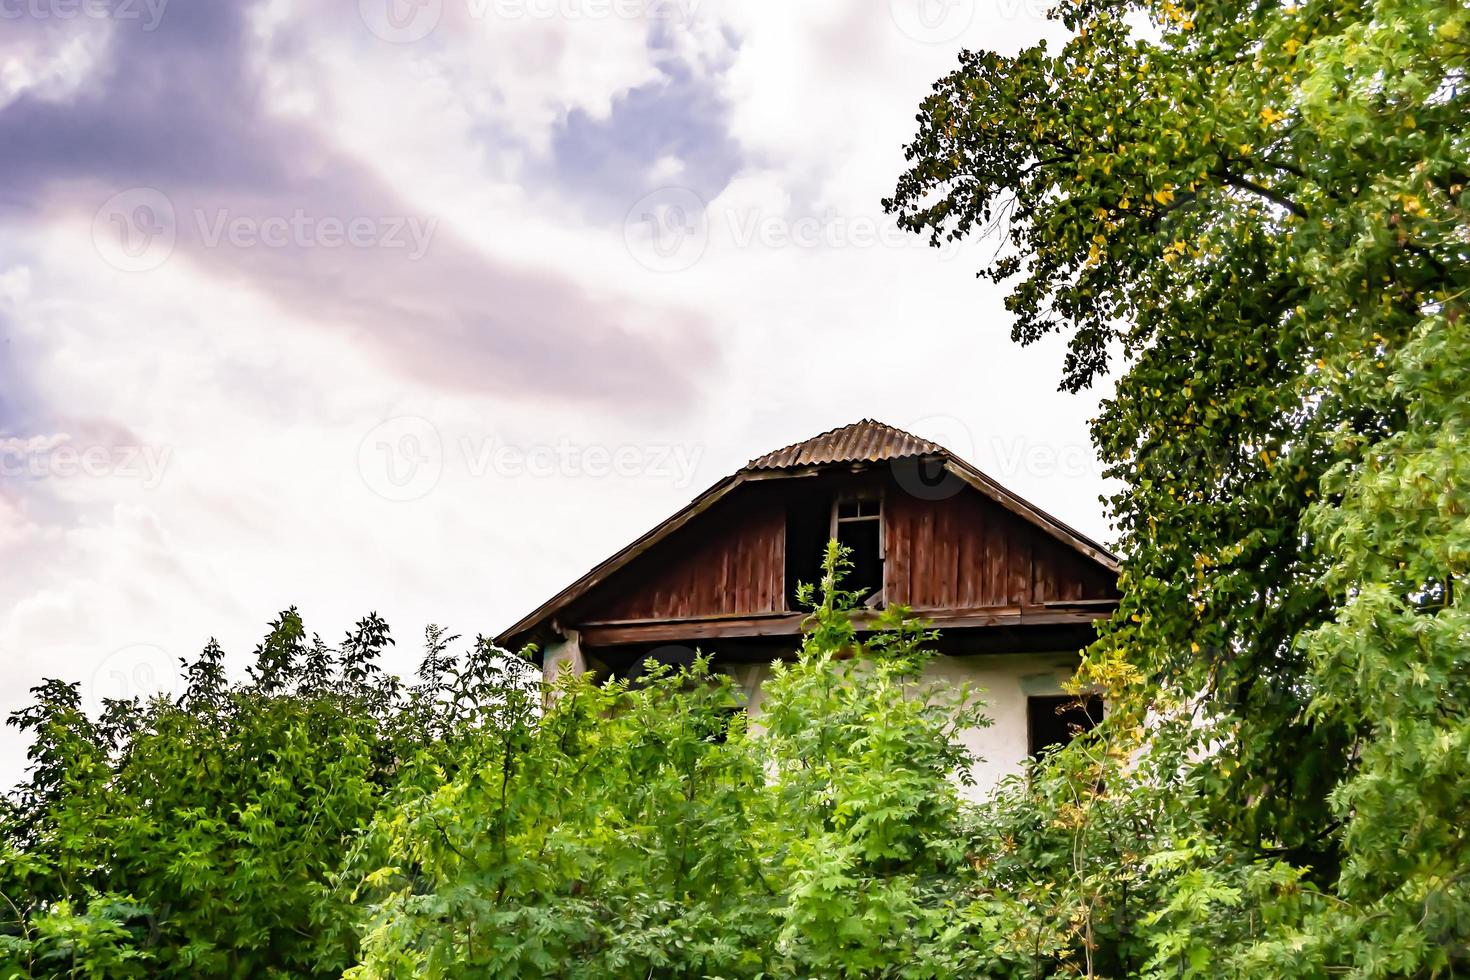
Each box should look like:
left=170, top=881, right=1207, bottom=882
left=495, top=419, right=1120, bottom=793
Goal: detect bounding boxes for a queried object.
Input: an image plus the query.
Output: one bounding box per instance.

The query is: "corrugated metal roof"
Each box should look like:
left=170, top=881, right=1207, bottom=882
left=743, top=419, right=944, bottom=471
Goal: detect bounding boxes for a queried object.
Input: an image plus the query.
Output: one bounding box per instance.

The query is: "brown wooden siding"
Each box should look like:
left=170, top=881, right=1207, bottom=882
left=883, top=485, right=1117, bottom=609
left=578, top=490, right=786, bottom=622
left=575, top=477, right=1116, bottom=627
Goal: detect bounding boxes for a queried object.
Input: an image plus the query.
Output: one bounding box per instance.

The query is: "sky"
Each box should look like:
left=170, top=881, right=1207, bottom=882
left=0, top=0, right=1111, bottom=782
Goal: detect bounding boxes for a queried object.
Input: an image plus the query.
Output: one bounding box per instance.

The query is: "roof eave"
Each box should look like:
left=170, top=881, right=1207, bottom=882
left=493, top=471, right=749, bottom=649
left=494, top=448, right=1120, bottom=650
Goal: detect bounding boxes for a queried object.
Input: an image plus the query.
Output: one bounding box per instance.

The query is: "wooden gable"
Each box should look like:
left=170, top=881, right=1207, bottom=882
left=883, top=483, right=1118, bottom=610
left=496, top=420, right=1119, bottom=653
left=576, top=487, right=788, bottom=623
left=563, top=474, right=1117, bottom=630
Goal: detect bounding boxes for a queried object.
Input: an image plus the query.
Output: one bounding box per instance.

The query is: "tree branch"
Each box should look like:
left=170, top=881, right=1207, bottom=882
left=1222, top=174, right=1308, bottom=219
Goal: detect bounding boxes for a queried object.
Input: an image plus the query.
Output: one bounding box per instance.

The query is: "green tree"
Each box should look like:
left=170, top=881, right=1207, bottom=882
left=349, top=544, right=990, bottom=979
left=759, top=543, right=987, bottom=978
left=0, top=612, right=524, bottom=978
left=888, top=0, right=1468, bottom=972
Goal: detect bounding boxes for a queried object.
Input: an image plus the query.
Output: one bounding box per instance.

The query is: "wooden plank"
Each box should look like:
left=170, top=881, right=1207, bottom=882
left=1008, top=522, right=1032, bottom=606
left=1017, top=606, right=1115, bottom=626
left=932, top=499, right=955, bottom=609
left=497, top=473, right=749, bottom=642
left=917, top=501, right=937, bottom=607
left=577, top=604, right=1114, bottom=647
left=581, top=491, right=795, bottom=623
left=581, top=613, right=807, bottom=645
left=955, top=494, right=976, bottom=607
left=984, top=501, right=1008, bottom=606
left=948, top=500, right=964, bottom=607
left=884, top=491, right=910, bottom=606
left=1031, top=536, right=1055, bottom=604
left=766, top=508, right=785, bottom=610
left=940, top=460, right=1119, bottom=571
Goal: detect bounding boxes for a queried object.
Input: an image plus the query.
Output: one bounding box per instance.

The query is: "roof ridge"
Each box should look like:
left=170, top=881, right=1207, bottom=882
left=742, top=418, right=941, bottom=471
left=743, top=419, right=862, bottom=467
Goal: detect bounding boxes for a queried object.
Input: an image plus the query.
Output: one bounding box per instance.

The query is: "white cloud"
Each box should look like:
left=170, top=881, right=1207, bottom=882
left=0, top=18, right=113, bottom=108
left=714, top=1, right=1066, bottom=210
left=0, top=4, right=1114, bottom=788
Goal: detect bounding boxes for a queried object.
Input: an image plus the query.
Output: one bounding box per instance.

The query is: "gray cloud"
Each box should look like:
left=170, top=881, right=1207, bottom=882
left=0, top=1, right=714, bottom=413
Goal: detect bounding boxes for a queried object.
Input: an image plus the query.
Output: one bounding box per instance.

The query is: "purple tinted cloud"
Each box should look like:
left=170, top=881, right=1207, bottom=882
left=0, top=315, right=36, bottom=433
left=548, top=54, right=742, bottom=221
left=0, top=1, right=714, bottom=412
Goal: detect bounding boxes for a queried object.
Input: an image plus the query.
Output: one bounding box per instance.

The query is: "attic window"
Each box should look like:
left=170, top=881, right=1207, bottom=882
left=832, top=494, right=884, bottom=606
left=784, top=490, right=885, bottom=610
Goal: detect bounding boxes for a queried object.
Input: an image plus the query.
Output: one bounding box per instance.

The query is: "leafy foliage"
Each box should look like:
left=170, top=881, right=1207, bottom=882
left=349, top=543, right=989, bottom=979
left=5, top=2, right=1466, bottom=973
left=888, top=0, right=1469, bottom=973
left=2, top=550, right=1000, bottom=979
left=0, top=612, right=529, bottom=978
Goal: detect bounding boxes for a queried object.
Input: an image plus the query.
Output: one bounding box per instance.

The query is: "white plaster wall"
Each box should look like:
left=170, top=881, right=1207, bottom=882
left=924, top=652, right=1081, bottom=797
left=724, top=651, right=1081, bottom=799
left=540, top=632, right=585, bottom=688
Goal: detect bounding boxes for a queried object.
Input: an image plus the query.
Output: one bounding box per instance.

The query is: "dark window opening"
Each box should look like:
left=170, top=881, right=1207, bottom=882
left=1027, top=694, right=1104, bottom=758
left=785, top=490, right=885, bottom=609
left=833, top=496, right=883, bottom=605
left=785, top=493, right=832, bottom=610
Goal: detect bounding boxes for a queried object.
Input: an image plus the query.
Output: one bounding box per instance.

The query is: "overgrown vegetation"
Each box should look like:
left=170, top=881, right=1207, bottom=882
left=0, top=612, right=526, bottom=977
left=886, top=0, right=1469, bottom=972
left=0, top=548, right=1001, bottom=978
left=4, top=0, right=1467, bottom=975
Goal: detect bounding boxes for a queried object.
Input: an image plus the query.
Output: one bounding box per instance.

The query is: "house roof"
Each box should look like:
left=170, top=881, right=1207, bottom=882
left=745, top=419, right=943, bottom=470
left=494, top=419, right=1117, bottom=649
